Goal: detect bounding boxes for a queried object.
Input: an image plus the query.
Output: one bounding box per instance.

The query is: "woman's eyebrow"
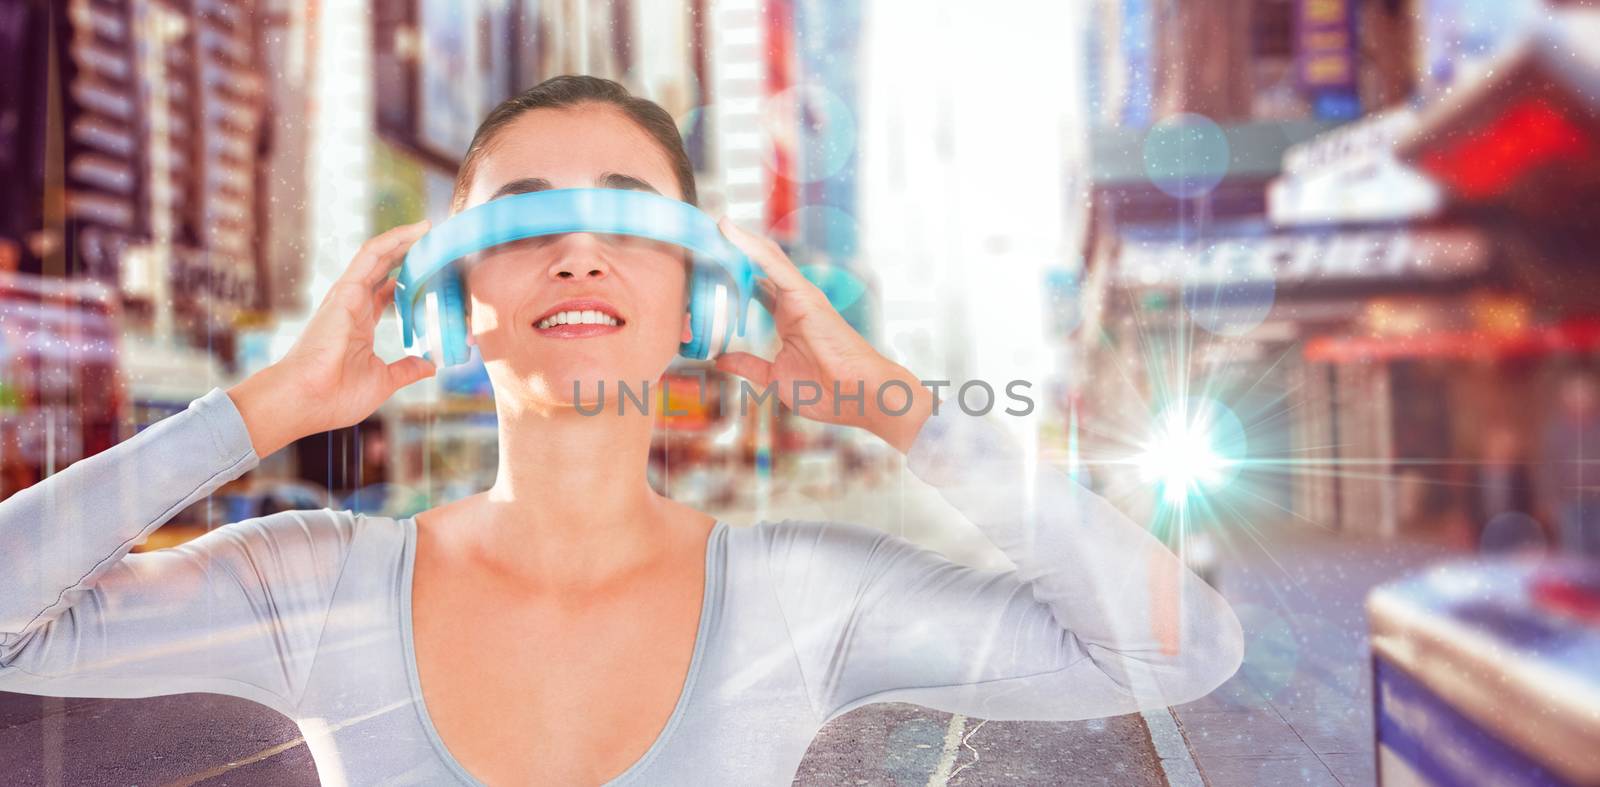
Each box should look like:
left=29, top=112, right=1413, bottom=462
left=597, top=172, right=661, bottom=194
left=487, top=173, right=660, bottom=202
left=489, top=177, right=553, bottom=201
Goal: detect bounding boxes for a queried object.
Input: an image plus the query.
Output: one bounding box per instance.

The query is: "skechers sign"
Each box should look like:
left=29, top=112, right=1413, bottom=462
left=1117, top=228, right=1489, bottom=288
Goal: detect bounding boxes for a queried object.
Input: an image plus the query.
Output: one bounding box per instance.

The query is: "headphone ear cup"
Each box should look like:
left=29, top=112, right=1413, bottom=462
left=436, top=267, right=471, bottom=366
left=421, top=288, right=444, bottom=368
left=680, top=265, right=735, bottom=360
left=680, top=266, right=714, bottom=360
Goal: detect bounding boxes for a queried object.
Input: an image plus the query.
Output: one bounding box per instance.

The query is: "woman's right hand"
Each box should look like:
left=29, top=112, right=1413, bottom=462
left=227, top=219, right=438, bottom=458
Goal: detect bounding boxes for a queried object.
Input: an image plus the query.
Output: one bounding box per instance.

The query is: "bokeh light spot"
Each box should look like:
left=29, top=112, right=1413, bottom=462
left=1142, top=113, right=1230, bottom=199
left=1183, top=276, right=1278, bottom=336
left=762, top=84, right=858, bottom=183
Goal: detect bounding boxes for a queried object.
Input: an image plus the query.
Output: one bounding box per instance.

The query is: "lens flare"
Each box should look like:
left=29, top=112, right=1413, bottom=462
left=1134, top=397, right=1247, bottom=508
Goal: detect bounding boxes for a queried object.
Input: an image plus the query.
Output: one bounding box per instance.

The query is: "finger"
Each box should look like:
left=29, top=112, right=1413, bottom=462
left=713, top=351, right=774, bottom=389
left=371, top=276, right=400, bottom=321
left=386, top=355, right=436, bottom=392
left=752, top=277, right=778, bottom=314
left=717, top=216, right=815, bottom=295
left=343, top=219, right=431, bottom=289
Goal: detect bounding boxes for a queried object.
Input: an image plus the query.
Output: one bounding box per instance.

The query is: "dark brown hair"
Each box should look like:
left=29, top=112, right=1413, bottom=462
left=449, top=75, right=697, bottom=213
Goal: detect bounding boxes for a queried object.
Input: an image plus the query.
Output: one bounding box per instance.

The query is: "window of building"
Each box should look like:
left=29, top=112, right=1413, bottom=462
left=1254, top=0, right=1294, bottom=59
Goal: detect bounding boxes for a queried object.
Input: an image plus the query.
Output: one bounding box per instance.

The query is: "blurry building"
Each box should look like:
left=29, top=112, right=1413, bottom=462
left=1079, top=0, right=1600, bottom=542
left=1, top=0, right=272, bottom=511
left=1077, top=0, right=1413, bottom=533
left=1276, top=4, right=1600, bottom=541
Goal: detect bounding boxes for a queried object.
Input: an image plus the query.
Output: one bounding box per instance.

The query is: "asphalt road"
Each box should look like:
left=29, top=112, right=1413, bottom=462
left=0, top=691, right=1163, bottom=786
left=0, top=692, right=313, bottom=786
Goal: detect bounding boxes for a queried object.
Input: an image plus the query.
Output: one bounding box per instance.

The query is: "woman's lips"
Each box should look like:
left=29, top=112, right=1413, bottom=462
left=531, top=299, right=627, bottom=339
left=535, top=322, right=624, bottom=339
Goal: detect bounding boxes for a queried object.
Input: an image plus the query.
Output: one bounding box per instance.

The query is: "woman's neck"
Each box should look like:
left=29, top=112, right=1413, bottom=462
left=449, top=391, right=684, bottom=592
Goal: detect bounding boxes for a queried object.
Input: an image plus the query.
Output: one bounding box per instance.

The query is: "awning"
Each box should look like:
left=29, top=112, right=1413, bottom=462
left=1305, top=317, right=1600, bottom=363
left=1397, top=10, right=1600, bottom=211
left=1089, top=118, right=1344, bottom=185
left=1087, top=119, right=1346, bottom=222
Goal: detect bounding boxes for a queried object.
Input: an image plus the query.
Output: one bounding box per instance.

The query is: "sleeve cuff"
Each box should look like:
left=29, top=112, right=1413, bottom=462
left=190, top=386, right=263, bottom=472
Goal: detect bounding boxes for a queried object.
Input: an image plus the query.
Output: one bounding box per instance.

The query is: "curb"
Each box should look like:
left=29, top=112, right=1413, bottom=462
left=1141, top=707, right=1206, bottom=787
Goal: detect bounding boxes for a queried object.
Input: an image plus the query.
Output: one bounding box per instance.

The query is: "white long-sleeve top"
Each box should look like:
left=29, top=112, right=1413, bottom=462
left=0, top=387, right=1242, bottom=786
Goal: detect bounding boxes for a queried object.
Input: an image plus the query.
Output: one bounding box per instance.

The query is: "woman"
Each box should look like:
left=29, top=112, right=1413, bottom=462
left=0, top=76, right=1242, bottom=786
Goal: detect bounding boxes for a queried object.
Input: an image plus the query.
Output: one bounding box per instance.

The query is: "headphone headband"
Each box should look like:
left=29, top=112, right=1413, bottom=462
left=394, top=188, right=757, bottom=357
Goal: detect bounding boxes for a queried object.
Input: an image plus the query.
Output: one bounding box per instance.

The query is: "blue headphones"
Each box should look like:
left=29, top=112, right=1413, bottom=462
left=394, top=188, right=759, bottom=367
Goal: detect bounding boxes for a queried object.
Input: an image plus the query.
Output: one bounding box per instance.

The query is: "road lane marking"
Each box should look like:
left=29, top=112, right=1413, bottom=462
left=926, top=713, right=969, bottom=787
left=162, top=735, right=309, bottom=787
left=162, top=697, right=412, bottom=787
left=945, top=718, right=987, bottom=784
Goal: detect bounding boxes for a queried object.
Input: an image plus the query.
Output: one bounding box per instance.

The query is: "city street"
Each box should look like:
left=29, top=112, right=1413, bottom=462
left=4, top=0, right=1598, bottom=783
left=0, top=684, right=1163, bottom=787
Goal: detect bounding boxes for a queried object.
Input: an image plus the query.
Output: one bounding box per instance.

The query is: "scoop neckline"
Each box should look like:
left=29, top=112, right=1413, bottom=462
left=398, top=515, right=727, bottom=787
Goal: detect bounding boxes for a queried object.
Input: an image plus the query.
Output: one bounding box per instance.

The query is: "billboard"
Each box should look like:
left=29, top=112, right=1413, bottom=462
left=1295, top=0, right=1360, bottom=119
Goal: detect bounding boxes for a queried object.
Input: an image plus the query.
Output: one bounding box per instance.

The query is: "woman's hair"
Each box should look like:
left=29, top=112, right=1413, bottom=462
left=449, top=75, right=697, bottom=213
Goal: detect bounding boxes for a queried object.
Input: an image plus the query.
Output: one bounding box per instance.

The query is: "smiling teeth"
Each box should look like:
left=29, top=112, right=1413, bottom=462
left=538, top=310, right=621, bottom=329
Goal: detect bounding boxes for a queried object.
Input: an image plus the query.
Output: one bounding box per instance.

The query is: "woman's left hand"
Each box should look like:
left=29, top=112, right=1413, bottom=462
left=713, top=218, right=933, bottom=455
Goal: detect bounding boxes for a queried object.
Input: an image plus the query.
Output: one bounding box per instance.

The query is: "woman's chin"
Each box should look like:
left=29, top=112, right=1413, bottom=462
left=480, top=348, right=675, bottom=410
left=522, top=369, right=663, bottom=412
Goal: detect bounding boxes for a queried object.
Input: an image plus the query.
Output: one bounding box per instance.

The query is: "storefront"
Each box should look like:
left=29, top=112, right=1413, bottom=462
left=1391, top=9, right=1600, bottom=547
left=1252, top=7, right=1600, bottom=542
left=1107, top=223, right=1497, bottom=539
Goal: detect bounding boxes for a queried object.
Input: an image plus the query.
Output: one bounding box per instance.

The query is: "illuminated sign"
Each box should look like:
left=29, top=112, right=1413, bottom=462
left=1270, top=109, right=1442, bottom=227
left=1118, top=229, right=1489, bottom=287
left=1295, top=0, right=1356, bottom=90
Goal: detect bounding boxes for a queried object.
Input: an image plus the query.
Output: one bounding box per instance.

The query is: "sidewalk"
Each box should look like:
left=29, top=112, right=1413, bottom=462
left=1169, top=527, right=1456, bottom=786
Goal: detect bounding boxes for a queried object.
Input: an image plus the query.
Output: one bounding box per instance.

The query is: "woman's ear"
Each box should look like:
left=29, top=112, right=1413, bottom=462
left=680, top=256, right=695, bottom=343
left=464, top=295, right=477, bottom=346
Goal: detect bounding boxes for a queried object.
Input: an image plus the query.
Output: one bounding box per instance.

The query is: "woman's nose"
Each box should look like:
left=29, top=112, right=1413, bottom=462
left=548, top=232, right=611, bottom=280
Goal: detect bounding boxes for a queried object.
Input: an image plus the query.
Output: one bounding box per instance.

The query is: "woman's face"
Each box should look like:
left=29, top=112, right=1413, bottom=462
left=457, top=104, right=692, bottom=410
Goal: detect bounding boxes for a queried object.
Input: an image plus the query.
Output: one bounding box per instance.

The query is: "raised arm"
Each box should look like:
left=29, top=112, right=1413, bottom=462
left=761, top=404, right=1243, bottom=723
left=0, top=219, right=436, bottom=717
left=0, top=388, right=354, bottom=717
left=709, top=216, right=1243, bottom=724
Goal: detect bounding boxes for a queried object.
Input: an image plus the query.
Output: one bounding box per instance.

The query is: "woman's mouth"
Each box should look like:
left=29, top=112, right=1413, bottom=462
left=533, top=302, right=626, bottom=338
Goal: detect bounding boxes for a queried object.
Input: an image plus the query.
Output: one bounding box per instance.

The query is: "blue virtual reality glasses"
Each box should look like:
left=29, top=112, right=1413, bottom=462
left=394, top=188, right=760, bottom=367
